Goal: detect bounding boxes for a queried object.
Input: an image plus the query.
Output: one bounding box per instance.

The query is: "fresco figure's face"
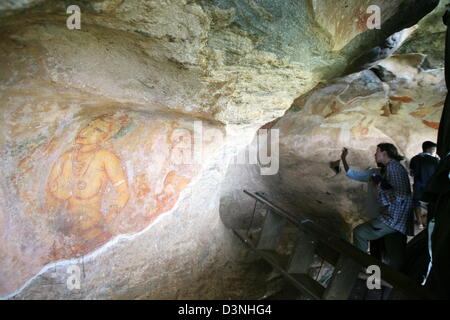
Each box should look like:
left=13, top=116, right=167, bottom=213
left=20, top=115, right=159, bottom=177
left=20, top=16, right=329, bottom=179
left=75, top=118, right=112, bottom=146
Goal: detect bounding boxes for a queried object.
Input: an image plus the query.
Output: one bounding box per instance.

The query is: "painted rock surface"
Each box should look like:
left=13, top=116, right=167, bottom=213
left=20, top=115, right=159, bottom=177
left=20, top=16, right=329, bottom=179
left=270, top=54, right=445, bottom=236
left=0, top=0, right=442, bottom=299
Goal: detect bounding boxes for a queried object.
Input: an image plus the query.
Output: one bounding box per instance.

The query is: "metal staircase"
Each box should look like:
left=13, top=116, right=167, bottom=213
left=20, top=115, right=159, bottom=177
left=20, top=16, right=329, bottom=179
left=232, top=190, right=436, bottom=300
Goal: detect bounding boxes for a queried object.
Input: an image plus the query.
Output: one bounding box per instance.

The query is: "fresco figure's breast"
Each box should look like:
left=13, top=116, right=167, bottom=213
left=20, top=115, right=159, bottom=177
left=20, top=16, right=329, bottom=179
left=71, top=151, right=108, bottom=200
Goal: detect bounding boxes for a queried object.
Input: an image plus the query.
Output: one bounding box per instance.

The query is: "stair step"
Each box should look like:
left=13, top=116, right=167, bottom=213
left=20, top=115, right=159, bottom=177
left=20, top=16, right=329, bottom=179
left=236, top=191, right=439, bottom=300
left=258, top=249, right=290, bottom=270
left=289, top=273, right=326, bottom=299
left=316, top=241, right=340, bottom=265
left=256, top=209, right=286, bottom=251
left=233, top=229, right=326, bottom=299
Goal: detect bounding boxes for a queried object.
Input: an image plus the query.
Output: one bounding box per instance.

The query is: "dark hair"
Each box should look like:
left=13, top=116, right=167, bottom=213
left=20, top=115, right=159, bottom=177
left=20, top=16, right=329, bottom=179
left=377, top=143, right=404, bottom=161
left=422, top=141, right=437, bottom=152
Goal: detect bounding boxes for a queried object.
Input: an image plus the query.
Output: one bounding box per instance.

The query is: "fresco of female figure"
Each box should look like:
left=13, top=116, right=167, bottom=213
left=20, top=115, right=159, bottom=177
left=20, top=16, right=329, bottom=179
left=154, top=127, right=196, bottom=215
left=46, top=115, right=130, bottom=253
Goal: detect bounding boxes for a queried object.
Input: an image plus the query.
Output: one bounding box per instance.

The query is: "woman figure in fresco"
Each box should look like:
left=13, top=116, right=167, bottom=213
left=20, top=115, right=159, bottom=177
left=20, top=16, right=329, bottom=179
left=46, top=114, right=130, bottom=254
left=154, top=126, right=197, bottom=215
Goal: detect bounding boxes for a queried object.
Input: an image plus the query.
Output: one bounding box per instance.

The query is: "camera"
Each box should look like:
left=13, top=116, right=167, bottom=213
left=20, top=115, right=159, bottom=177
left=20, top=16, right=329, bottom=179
left=371, top=173, right=393, bottom=190
left=371, top=173, right=383, bottom=185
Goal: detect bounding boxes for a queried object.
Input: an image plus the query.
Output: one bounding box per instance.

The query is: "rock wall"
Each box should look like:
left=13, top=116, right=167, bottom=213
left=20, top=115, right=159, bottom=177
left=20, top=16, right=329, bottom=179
left=267, top=54, right=445, bottom=238
left=0, top=106, right=226, bottom=298
left=1, top=0, right=438, bottom=125
left=397, top=0, right=448, bottom=68
left=4, top=127, right=270, bottom=299
left=0, top=0, right=441, bottom=299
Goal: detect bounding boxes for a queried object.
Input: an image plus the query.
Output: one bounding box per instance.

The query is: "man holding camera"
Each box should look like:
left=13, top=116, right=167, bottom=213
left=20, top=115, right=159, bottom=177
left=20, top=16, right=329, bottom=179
left=342, top=143, right=413, bottom=255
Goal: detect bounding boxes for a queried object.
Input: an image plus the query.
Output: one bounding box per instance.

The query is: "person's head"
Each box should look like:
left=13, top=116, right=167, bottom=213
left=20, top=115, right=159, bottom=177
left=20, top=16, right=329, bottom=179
left=75, top=116, right=118, bottom=146
left=422, top=141, right=437, bottom=155
left=375, top=143, right=404, bottom=165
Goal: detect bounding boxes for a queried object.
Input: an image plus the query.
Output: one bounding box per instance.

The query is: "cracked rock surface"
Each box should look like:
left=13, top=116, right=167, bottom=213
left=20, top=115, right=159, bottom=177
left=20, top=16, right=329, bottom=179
left=0, top=0, right=442, bottom=299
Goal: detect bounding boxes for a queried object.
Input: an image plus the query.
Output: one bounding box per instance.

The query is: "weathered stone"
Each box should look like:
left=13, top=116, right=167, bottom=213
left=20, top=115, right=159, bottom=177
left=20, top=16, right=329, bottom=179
left=266, top=54, right=445, bottom=238
left=0, top=0, right=444, bottom=300
left=396, top=0, right=448, bottom=68
left=1, top=0, right=438, bottom=125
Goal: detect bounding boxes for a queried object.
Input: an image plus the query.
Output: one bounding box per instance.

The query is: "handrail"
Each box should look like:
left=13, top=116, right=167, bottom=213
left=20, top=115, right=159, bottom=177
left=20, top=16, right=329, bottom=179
left=243, top=190, right=439, bottom=300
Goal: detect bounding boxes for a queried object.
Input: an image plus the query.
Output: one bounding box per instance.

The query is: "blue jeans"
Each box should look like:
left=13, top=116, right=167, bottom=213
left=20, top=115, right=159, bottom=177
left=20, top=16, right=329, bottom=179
left=353, top=217, right=397, bottom=253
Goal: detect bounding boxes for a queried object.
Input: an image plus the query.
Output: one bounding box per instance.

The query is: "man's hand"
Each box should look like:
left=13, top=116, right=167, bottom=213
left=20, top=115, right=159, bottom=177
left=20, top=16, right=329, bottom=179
left=340, top=147, right=350, bottom=173
left=341, top=147, right=349, bottom=160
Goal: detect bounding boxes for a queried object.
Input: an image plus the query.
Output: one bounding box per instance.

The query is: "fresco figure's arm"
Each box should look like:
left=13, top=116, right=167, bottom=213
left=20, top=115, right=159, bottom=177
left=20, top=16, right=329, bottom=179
left=102, top=151, right=130, bottom=220
left=46, top=153, right=71, bottom=209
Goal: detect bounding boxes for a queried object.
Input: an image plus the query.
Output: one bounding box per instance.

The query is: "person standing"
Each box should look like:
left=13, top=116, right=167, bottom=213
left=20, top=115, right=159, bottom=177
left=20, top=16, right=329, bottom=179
left=409, top=141, right=440, bottom=229
left=353, top=143, right=413, bottom=254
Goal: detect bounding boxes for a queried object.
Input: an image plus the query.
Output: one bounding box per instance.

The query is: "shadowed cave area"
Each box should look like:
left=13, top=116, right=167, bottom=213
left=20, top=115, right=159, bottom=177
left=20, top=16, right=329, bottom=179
left=1, top=0, right=449, bottom=300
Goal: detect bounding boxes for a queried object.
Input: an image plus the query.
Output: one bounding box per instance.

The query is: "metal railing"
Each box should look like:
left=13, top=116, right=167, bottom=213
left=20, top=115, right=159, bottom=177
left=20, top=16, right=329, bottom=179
left=232, top=190, right=438, bottom=300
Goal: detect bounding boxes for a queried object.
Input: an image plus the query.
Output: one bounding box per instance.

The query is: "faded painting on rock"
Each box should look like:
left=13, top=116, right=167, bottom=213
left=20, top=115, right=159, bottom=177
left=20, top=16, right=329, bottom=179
left=0, top=106, right=222, bottom=296
left=46, top=114, right=131, bottom=256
